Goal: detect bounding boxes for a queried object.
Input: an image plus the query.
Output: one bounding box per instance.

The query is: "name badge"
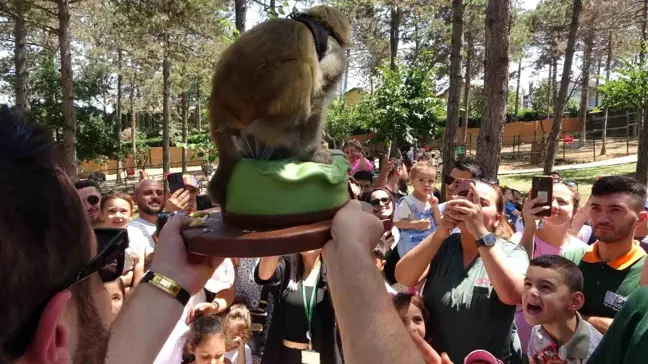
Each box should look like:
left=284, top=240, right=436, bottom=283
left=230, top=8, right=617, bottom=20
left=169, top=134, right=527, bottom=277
left=301, top=350, right=320, bottom=364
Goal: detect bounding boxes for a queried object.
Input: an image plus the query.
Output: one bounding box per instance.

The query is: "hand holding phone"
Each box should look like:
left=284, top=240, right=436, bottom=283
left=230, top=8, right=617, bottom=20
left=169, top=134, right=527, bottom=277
left=531, top=176, right=554, bottom=217
left=167, top=172, right=185, bottom=193
left=454, top=179, right=475, bottom=198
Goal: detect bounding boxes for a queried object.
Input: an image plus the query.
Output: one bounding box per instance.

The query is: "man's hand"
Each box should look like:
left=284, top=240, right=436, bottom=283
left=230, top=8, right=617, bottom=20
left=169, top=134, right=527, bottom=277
left=329, top=200, right=382, bottom=252
left=164, top=188, right=191, bottom=212
left=410, top=333, right=453, bottom=364
left=150, top=214, right=224, bottom=295
left=186, top=302, right=223, bottom=324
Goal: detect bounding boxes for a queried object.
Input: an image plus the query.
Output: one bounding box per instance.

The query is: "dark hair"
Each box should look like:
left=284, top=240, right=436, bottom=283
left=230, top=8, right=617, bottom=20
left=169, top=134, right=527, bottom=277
left=387, top=158, right=404, bottom=178
left=186, top=314, right=225, bottom=350
left=392, top=293, right=428, bottom=323
left=0, top=111, right=94, bottom=359
left=511, top=189, right=521, bottom=196
left=363, top=187, right=396, bottom=219
left=550, top=172, right=562, bottom=179
left=342, top=140, right=362, bottom=151
left=353, top=170, right=374, bottom=182
left=529, top=255, right=584, bottom=293
left=453, top=161, right=484, bottom=179
left=74, top=178, right=102, bottom=194
left=501, top=186, right=512, bottom=194
left=100, top=192, right=135, bottom=214
left=592, top=176, right=647, bottom=211
left=372, top=244, right=388, bottom=260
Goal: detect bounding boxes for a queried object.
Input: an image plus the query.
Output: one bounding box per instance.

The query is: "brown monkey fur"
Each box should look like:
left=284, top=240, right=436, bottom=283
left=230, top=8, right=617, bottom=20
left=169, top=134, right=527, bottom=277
left=208, top=5, right=352, bottom=209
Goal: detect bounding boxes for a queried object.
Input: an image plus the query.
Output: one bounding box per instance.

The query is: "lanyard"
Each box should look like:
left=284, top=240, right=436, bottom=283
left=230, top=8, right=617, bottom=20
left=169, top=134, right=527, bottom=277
left=302, top=264, right=320, bottom=348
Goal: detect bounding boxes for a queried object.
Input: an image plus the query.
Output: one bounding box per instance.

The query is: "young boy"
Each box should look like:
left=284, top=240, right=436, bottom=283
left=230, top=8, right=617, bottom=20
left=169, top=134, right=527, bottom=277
left=523, top=255, right=603, bottom=363
left=394, top=161, right=441, bottom=257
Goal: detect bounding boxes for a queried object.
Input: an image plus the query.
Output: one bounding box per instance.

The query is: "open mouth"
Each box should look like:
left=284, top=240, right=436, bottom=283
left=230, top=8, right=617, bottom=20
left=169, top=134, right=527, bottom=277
left=525, top=303, right=543, bottom=315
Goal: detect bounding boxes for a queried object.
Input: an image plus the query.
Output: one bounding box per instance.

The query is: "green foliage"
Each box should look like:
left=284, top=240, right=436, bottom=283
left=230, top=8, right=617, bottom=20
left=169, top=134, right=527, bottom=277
left=362, top=61, right=446, bottom=145
left=598, top=57, right=648, bottom=111
left=324, top=98, right=367, bottom=143
left=176, top=132, right=218, bottom=164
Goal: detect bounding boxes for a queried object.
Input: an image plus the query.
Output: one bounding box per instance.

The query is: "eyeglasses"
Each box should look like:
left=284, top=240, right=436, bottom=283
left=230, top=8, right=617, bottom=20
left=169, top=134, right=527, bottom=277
left=444, top=175, right=455, bottom=185
left=87, top=195, right=100, bottom=205
left=4, top=228, right=129, bottom=358
left=554, top=179, right=578, bottom=191
left=370, top=197, right=391, bottom=206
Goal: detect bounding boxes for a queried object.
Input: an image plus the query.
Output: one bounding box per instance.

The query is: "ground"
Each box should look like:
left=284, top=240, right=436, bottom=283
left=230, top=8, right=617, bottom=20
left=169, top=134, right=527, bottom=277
left=498, top=163, right=636, bottom=201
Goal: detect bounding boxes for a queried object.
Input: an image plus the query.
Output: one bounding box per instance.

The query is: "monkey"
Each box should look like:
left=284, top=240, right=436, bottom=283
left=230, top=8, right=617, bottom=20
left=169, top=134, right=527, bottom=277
left=208, top=5, right=353, bottom=209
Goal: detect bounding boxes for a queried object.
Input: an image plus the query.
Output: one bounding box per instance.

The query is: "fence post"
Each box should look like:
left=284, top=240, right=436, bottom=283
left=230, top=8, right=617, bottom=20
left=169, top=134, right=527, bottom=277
left=469, top=133, right=472, bottom=156
left=534, top=130, right=537, bottom=144
left=627, top=125, right=630, bottom=156
left=562, top=130, right=566, bottom=160
left=517, top=134, right=521, bottom=159
left=593, top=135, right=596, bottom=161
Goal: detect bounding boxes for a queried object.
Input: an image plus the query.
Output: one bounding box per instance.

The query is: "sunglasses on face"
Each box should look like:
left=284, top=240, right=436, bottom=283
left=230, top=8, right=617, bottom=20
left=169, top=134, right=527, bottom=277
left=87, top=195, right=100, bottom=205
left=4, top=228, right=129, bottom=358
left=370, top=197, right=391, bottom=206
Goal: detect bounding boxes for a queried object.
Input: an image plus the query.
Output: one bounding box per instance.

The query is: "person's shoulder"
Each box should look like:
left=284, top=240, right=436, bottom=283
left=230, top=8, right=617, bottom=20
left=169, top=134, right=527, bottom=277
left=561, top=245, right=588, bottom=263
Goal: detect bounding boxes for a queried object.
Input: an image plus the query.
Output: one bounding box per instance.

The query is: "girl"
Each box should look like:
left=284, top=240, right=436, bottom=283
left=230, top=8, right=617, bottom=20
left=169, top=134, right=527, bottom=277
left=395, top=181, right=528, bottom=364
left=394, top=161, right=441, bottom=257
left=255, top=250, right=340, bottom=364
left=183, top=315, right=244, bottom=364
left=104, top=277, right=125, bottom=323
left=97, top=192, right=134, bottom=229
left=343, top=140, right=373, bottom=175
left=512, top=182, right=587, bottom=352
left=224, top=304, right=253, bottom=364
left=392, top=293, right=427, bottom=340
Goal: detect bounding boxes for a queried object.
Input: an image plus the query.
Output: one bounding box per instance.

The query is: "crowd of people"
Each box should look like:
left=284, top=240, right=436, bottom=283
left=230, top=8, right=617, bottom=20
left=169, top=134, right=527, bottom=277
left=3, top=109, right=648, bottom=364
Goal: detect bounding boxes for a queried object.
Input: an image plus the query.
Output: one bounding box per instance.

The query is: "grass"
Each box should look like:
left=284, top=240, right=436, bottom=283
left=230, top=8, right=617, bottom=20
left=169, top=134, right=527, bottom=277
left=498, top=163, right=637, bottom=201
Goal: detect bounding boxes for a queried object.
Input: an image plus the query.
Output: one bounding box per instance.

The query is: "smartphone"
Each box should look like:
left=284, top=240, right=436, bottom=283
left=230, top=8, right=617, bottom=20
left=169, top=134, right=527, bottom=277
left=454, top=179, right=475, bottom=198
left=167, top=172, right=184, bottom=193
left=382, top=219, right=393, bottom=232
left=532, top=176, right=554, bottom=217
left=93, top=228, right=128, bottom=280
left=196, top=194, right=213, bottom=211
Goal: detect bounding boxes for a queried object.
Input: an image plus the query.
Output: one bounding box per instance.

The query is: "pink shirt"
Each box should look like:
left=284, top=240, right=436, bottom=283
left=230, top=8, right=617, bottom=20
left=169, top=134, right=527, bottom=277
left=509, top=233, right=588, bottom=353
left=349, top=158, right=373, bottom=174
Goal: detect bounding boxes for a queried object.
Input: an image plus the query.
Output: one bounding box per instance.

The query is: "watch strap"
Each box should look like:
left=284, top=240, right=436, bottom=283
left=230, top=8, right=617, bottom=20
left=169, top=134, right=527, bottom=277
left=141, top=271, right=190, bottom=306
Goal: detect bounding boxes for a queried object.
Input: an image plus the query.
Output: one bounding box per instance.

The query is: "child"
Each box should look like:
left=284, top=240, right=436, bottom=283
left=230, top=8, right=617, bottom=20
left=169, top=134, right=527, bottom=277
left=523, top=255, right=603, bottom=363
left=501, top=186, right=521, bottom=225
left=97, top=192, right=134, bottom=229
left=373, top=245, right=397, bottom=294
left=392, top=293, right=427, bottom=340
left=104, top=278, right=125, bottom=323
left=183, top=315, right=238, bottom=364
left=394, top=161, right=441, bottom=257
left=223, top=304, right=253, bottom=364
left=353, top=170, right=374, bottom=198
left=343, top=140, right=373, bottom=175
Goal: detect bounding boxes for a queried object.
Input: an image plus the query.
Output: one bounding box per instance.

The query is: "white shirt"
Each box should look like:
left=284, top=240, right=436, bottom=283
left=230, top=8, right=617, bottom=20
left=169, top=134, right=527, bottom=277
left=394, top=194, right=432, bottom=221
left=127, top=217, right=156, bottom=250
left=225, top=345, right=253, bottom=364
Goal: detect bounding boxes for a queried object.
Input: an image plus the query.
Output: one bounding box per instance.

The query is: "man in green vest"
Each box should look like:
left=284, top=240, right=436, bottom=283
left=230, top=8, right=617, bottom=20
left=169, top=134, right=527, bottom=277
left=562, top=176, right=647, bottom=334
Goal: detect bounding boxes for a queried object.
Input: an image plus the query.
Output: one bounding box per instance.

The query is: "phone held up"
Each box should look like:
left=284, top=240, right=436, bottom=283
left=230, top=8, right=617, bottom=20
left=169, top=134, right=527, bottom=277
left=454, top=178, right=475, bottom=198
left=167, top=172, right=185, bottom=194
left=531, top=176, right=553, bottom=217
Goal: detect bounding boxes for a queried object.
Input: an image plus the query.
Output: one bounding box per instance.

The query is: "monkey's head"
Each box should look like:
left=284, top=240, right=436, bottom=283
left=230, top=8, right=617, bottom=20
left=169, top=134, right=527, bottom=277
left=303, top=6, right=353, bottom=49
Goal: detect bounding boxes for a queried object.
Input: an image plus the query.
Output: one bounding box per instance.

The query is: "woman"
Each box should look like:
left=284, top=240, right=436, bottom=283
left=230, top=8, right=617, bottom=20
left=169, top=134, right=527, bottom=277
left=395, top=181, right=528, bottom=364
left=512, top=182, right=587, bottom=352
left=255, top=251, right=340, bottom=364
left=364, top=187, right=400, bottom=249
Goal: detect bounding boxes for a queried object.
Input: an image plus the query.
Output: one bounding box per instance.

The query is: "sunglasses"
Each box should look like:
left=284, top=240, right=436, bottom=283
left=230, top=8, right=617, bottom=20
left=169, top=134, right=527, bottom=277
left=87, top=195, right=100, bottom=205
left=4, top=228, right=129, bottom=358
left=554, top=179, right=578, bottom=191
left=370, top=197, right=391, bottom=206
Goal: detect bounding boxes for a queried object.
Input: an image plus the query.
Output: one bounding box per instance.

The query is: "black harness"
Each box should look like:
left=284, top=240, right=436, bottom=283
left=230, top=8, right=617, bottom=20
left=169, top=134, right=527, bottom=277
left=288, top=11, right=342, bottom=61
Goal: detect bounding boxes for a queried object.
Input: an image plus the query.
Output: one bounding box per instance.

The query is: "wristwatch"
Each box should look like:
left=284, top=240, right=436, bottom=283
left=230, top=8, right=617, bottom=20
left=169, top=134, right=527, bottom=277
left=141, top=271, right=190, bottom=306
left=476, top=232, right=497, bottom=248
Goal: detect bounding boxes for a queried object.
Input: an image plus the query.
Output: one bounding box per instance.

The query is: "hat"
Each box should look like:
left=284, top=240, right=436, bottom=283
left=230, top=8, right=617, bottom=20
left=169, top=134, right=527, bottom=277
left=464, top=350, right=503, bottom=364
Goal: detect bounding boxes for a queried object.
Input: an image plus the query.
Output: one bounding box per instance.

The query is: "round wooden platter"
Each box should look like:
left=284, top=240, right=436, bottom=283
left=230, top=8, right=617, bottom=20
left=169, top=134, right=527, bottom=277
left=182, top=211, right=333, bottom=257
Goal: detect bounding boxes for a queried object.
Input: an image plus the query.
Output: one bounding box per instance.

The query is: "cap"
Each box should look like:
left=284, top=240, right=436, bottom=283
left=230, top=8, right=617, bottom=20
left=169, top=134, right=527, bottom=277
left=464, top=350, right=503, bottom=364
left=182, top=174, right=200, bottom=190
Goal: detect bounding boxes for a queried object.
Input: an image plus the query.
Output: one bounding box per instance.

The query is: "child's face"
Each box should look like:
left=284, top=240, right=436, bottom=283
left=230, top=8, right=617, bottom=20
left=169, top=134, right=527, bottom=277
left=522, top=266, right=581, bottom=326
left=344, top=147, right=361, bottom=162
left=411, top=169, right=435, bottom=197
left=225, top=318, right=247, bottom=351
left=398, top=303, right=426, bottom=339
left=101, top=198, right=132, bottom=228
left=357, top=179, right=372, bottom=194
left=104, top=281, right=124, bottom=321
left=503, top=190, right=513, bottom=201
left=190, top=334, right=228, bottom=364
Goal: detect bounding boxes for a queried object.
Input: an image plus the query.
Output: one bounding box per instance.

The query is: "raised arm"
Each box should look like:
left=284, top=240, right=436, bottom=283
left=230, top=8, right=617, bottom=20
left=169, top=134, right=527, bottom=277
left=323, top=201, right=442, bottom=364
left=518, top=196, right=549, bottom=260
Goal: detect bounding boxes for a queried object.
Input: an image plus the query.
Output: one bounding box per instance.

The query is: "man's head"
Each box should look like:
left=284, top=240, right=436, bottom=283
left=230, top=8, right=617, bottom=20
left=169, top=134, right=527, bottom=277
left=353, top=171, right=374, bottom=196
left=133, top=179, right=165, bottom=216
left=74, top=179, right=102, bottom=224
left=549, top=172, right=562, bottom=181
left=387, top=158, right=408, bottom=185
left=0, top=111, right=111, bottom=363
left=522, top=255, right=584, bottom=327
left=443, top=161, right=484, bottom=199
left=589, top=176, right=647, bottom=244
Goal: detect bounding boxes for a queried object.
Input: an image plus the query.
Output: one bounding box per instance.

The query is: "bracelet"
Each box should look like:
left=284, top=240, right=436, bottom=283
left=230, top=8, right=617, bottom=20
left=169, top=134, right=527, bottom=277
left=141, top=271, right=190, bottom=306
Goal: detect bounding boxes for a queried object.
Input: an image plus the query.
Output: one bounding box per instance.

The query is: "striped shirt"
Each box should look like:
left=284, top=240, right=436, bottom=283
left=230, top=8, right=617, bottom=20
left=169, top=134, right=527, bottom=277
left=127, top=217, right=156, bottom=250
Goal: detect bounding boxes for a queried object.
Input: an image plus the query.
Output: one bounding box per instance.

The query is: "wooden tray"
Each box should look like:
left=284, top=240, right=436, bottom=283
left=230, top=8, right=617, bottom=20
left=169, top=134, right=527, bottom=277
left=182, top=211, right=332, bottom=257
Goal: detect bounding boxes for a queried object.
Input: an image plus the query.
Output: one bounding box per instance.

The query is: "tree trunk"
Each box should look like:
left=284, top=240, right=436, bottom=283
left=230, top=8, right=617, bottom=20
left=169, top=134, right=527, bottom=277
left=543, top=0, right=582, bottom=174
left=637, top=106, right=648, bottom=185
left=547, top=61, right=553, bottom=119
left=196, top=82, right=202, bottom=131
left=595, top=58, right=601, bottom=107
left=58, top=0, right=77, bottom=180
left=441, top=0, right=464, bottom=200
left=551, top=57, right=558, bottom=106
left=343, top=49, right=350, bottom=92
left=578, top=33, right=593, bottom=146
left=13, top=0, right=30, bottom=118
left=181, top=91, right=189, bottom=173
left=514, top=58, right=522, bottom=119
left=269, top=0, right=276, bottom=16
left=389, top=6, right=402, bottom=70
left=116, top=49, right=123, bottom=182
left=162, top=35, right=171, bottom=186
left=130, top=78, right=137, bottom=160
left=234, top=0, right=247, bottom=34
left=476, top=0, right=510, bottom=179
left=601, top=32, right=612, bottom=156
left=640, top=0, right=647, bottom=63
left=462, top=30, right=474, bottom=147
